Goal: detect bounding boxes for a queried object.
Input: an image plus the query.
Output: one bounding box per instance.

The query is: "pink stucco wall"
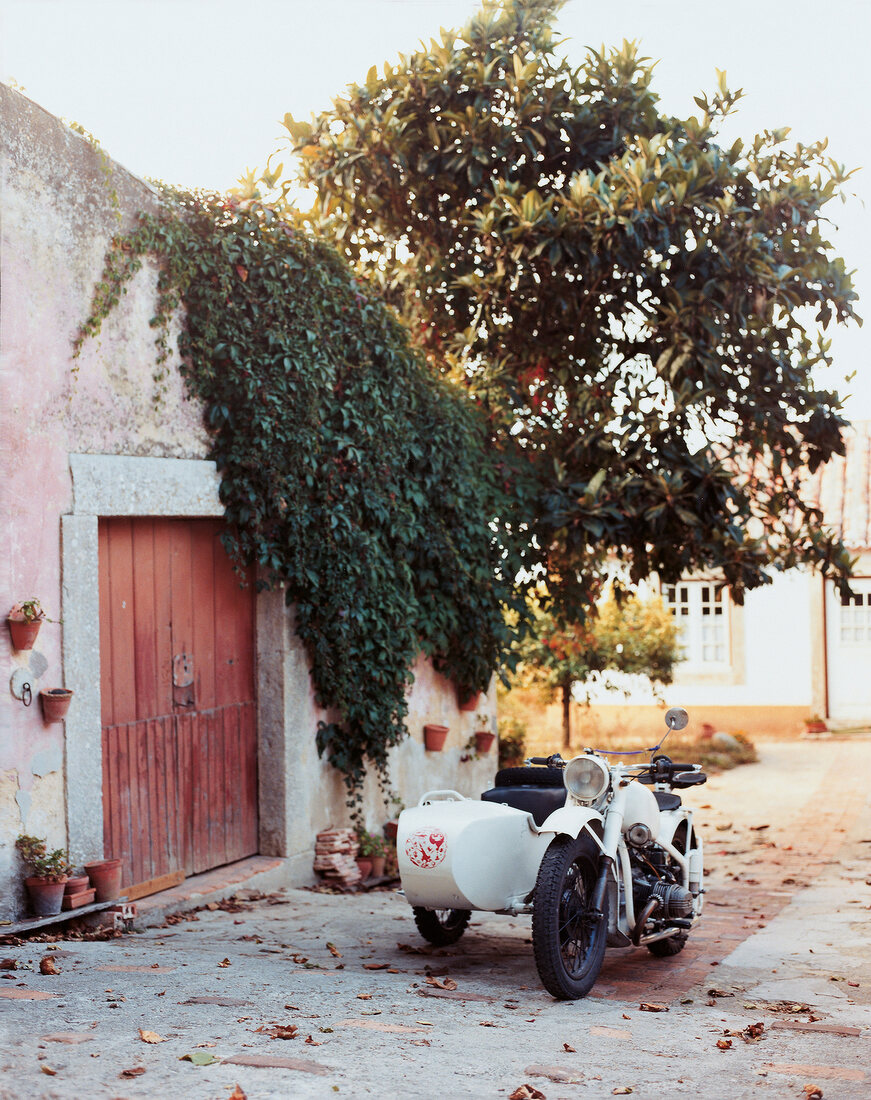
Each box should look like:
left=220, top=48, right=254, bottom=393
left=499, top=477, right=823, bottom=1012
left=0, top=85, right=212, bottom=912
left=0, top=83, right=498, bottom=918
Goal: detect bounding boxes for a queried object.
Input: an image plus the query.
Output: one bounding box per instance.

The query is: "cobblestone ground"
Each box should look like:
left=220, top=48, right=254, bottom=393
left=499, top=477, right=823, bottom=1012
left=1, top=738, right=870, bottom=1099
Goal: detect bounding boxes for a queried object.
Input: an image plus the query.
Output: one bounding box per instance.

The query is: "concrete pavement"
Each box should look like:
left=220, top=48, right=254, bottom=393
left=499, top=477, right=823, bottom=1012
left=1, top=738, right=870, bottom=1098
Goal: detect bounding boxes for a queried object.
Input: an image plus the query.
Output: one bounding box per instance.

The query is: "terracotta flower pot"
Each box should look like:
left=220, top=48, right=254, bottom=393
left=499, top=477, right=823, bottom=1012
left=62, top=887, right=96, bottom=910
left=24, top=875, right=68, bottom=917
left=474, top=730, right=496, bottom=754
left=40, top=688, right=73, bottom=723
left=64, top=875, right=91, bottom=896
left=355, top=857, right=373, bottom=880
left=457, top=690, right=480, bottom=712
left=84, top=859, right=122, bottom=902
left=370, top=855, right=386, bottom=878
left=424, top=724, right=449, bottom=751
left=8, top=618, right=41, bottom=651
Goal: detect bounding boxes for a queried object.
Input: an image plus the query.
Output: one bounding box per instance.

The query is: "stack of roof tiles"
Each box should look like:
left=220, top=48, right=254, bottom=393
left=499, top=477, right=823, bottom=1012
left=313, top=827, right=361, bottom=888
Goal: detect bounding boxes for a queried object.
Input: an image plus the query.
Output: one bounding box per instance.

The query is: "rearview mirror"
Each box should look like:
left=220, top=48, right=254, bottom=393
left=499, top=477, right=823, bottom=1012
left=664, top=706, right=688, bottom=731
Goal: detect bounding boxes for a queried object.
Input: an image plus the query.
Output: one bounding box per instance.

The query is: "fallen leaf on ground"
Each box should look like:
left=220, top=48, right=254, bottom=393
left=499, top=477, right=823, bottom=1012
left=612, top=1089, right=633, bottom=1096
left=0, top=959, right=16, bottom=970
left=194, top=1042, right=217, bottom=1048
left=268, top=1025, right=299, bottom=1040
left=509, top=1086, right=546, bottom=1100
left=357, top=993, right=372, bottom=1000
left=39, top=957, right=60, bottom=975
left=179, top=1051, right=220, bottom=1065
left=802, top=1086, right=823, bottom=1100
left=119, top=1066, right=146, bottom=1078
left=716, top=1039, right=732, bottom=1050
left=218, top=958, right=231, bottom=967
left=138, top=1028, right=167, bottom=1044
left=425, top=976, right=457, bottom=991
left=639, top=1003, right=668, bottom=1013
left=707, top=988, right=734, bottom=998
left=228, top=1086, right=247, bottom=1100
left=40, top=1065, right=57, bottom=1076
left=326, top=942, right=342, bottom=958
left=304, top=1035, right=321, bottom=1045
left=563, top=1043, right=576, bottom=1053
left=364, top=963, right=388, bottom=970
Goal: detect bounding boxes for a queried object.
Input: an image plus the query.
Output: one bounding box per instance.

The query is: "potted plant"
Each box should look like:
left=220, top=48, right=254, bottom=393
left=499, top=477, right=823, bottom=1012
left=473, top=711, right=496, bottom=755
left=423, top=723, right=449, bottom=751
left=39, top=688, right=74, bottom=723
left=15, top=834, right=70, bottom=917
left=7, top=599, right=55, bottom=651
left=358, top=831, right=387, bottom=878
left=457, top=688, right=481, bottom=712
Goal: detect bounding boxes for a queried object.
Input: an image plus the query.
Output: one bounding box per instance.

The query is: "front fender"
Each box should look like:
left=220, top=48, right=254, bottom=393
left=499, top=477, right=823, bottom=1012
left=537, top=806, right=605, bottom=853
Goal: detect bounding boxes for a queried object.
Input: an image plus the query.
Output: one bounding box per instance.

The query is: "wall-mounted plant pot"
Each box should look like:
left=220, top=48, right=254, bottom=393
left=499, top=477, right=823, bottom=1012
left=424, top=723, right=449, bottom=751
left=7, top=618, right=41, bottom=651
left=474, top=730, right=496, bottom=754
left=84, top=859, right=122, bottom=902
left=24, top=875, right=68, bottom=917
left=457, top=690, right=481, bottom=712
left=40, top=688, right=73, bottom=723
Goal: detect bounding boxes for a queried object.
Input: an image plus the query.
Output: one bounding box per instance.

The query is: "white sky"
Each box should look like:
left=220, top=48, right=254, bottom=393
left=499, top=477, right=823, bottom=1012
left=2, top=0, right=868, bottom=415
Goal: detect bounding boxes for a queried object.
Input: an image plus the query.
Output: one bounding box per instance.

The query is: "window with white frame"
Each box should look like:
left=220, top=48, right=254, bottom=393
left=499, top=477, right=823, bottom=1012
left=839, top=586, right=871, bottom=645
left=663, top=580, right=730, bottom=665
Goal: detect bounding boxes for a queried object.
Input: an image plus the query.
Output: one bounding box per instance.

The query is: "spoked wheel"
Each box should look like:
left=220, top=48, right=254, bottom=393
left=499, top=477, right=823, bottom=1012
left=412, top=906, right=471, bottom=946
left=532, top=834, right=608, bottom=999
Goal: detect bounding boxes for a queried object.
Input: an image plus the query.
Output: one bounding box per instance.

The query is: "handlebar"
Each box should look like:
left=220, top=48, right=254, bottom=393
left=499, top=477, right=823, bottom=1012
left=526, top=755, right=565, bottom=769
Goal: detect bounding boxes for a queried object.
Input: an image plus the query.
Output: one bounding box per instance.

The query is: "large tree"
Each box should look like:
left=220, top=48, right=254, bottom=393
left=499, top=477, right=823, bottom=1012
left=279, top=0, right=860, bottom=618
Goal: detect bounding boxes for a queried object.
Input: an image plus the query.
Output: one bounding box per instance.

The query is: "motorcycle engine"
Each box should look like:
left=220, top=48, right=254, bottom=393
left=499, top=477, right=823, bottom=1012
left=631, top=863, right=694, bottom=919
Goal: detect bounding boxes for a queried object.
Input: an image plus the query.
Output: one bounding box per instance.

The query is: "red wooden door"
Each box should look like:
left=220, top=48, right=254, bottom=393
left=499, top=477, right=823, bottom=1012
left=99, top=518, right=257, bottom=889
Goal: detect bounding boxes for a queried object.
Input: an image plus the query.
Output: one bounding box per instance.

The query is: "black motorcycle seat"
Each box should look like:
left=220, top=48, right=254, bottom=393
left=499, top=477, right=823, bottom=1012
left=481, top=785, right=567, bottom=826
left=653, top=790, right=682, bottom=811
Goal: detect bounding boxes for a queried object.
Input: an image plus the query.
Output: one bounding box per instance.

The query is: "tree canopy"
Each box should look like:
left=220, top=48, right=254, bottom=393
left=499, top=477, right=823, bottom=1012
left=279, top=0, right=860, bottom=620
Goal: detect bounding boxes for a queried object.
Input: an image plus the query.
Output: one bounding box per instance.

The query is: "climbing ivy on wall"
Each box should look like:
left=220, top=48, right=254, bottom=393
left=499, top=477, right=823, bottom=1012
left=77, top=188, right=536, bottom=814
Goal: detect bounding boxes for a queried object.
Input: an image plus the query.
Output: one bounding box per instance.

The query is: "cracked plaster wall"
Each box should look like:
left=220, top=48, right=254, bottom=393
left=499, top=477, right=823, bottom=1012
left=0, top=83, right=497, bottom=920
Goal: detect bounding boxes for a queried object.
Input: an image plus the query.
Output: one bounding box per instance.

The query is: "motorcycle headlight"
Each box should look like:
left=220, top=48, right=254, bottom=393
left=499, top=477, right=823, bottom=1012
left=563, top=754, right=610, bottom=803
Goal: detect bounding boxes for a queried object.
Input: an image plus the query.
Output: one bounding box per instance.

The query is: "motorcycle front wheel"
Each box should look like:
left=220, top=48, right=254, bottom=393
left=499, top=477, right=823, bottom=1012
left=532, top=833, right=608, bottom=999
left=412, top=906, right=471, bottom=946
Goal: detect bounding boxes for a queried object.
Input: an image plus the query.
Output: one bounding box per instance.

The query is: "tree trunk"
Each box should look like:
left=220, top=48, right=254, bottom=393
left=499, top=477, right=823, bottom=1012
left=562, top=680, right=572, bottom=750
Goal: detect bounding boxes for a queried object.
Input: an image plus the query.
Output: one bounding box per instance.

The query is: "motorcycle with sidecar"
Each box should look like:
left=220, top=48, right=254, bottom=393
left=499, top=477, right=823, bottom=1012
left=397, top=707, right=706, bottom=999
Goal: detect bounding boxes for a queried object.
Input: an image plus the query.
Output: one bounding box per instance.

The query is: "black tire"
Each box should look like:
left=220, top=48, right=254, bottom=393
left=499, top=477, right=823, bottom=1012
left=532, top=834, right=608, bottom=999
left=495, top=766, right=565, bottom=788
left=645, top=822, right=697, bottom=958
left=413, top=906, right=471, bottom=946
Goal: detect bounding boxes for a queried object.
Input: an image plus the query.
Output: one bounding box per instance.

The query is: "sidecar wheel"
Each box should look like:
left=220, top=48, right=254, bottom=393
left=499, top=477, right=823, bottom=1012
left=413, top=907, right=471, bottom=946
left=532, top=834, right=608, bottom=1000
